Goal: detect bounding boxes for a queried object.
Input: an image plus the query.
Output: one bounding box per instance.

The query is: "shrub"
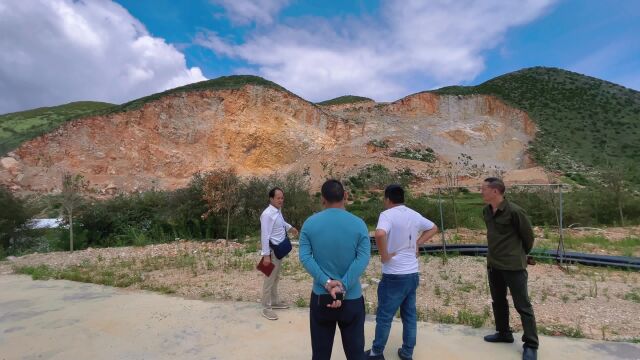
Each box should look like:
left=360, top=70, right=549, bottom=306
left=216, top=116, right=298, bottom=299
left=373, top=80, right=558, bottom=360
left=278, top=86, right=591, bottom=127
left=391, top=147, right=436, bottom=163
left=0, top=186, right=32, bottom=252
left=367, top=139, right=389, bottom=149
left=346, top=164, right=414, bottom=192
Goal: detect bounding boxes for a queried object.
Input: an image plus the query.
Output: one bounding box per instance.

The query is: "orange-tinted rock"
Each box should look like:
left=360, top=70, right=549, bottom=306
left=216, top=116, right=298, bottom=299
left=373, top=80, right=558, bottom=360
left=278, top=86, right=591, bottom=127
left=0, top=86, right=545, bottom=194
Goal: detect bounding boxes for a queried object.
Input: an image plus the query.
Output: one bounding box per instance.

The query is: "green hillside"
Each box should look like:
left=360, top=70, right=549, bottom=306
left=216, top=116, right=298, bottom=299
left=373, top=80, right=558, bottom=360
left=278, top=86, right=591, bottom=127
left=0, top=101, right=115, bottom=154
left=317, top=95, right=374, bottom=106
left=432, top=67, right=640, bottom=182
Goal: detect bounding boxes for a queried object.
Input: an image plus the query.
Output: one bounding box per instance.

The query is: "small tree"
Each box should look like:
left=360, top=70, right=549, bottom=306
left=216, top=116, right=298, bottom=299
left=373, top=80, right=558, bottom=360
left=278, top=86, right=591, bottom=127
left=442, top=159, right=463, bottom=232
left=600, top=161, right=630, bottom=226
left=201, top=168, right=241, bottom=240
left=60, top=173, right=85, bottom=252
left=238, top=175, right=277, bottom=232
left=280, top=171, right=319, bottom=229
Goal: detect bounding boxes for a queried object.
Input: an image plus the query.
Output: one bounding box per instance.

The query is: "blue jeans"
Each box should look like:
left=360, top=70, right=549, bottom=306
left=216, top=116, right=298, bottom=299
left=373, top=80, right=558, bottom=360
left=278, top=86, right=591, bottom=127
left=372, top=273, right=419, bottom=357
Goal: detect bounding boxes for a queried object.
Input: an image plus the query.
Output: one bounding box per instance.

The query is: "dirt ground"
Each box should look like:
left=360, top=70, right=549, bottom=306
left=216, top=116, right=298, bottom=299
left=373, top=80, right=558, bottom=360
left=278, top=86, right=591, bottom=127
left=2, top=239, right=639, bottom=343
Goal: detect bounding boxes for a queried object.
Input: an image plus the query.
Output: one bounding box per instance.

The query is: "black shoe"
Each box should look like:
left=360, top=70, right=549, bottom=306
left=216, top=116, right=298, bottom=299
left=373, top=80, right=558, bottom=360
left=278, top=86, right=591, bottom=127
left=523, top=346, right=537, bottom=360
left=364, top=349, right=385, bottom=360
left=483, top=332, right=515, bottom=343
left=397, top=348, right=412, bottom=360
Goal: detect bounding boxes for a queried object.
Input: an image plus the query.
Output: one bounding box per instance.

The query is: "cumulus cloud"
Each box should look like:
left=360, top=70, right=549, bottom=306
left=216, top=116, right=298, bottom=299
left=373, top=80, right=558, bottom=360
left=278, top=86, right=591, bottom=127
left=197, top=0, right=556, bottom=102
left=0, top=0, right=206, bottom=114
left=210, top=0, right=292, bottom=25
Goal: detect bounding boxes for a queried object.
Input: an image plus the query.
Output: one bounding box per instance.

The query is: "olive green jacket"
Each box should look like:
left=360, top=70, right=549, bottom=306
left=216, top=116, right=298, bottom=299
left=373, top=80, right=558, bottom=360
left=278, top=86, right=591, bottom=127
left=483, top=199, right=535, bottom=270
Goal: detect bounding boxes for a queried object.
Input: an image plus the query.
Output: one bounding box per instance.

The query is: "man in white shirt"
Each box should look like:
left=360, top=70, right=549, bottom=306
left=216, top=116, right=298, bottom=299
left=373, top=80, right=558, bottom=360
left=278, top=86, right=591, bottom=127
left=366, top=184, right=438, bottom=360
left=260, top=187, right=298, bottom=320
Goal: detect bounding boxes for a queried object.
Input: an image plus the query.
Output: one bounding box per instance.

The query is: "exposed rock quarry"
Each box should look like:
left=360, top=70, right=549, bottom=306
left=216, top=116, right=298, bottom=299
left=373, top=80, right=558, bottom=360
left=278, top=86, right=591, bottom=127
left=0, top=84, right=546, bottom=194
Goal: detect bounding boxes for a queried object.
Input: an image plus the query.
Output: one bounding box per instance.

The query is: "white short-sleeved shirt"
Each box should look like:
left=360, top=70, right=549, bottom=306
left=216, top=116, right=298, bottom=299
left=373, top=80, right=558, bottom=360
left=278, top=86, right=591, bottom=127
left=376, top=205, right=435, bottom=274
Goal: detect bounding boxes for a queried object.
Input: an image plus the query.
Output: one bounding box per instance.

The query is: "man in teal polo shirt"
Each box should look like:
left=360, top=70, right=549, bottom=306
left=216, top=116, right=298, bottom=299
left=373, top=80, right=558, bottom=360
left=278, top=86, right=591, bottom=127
left=299, top=179, right=371, bottom=360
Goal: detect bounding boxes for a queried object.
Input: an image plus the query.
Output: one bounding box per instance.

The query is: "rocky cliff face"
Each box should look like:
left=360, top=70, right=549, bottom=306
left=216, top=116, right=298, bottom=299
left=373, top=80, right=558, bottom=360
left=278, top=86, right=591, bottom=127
left=0, top=84, right=542, bottom=194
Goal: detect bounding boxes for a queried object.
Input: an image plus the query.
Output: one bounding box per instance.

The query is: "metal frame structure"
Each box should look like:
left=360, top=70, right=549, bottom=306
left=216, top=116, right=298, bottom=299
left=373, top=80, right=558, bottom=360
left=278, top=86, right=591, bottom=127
left=430, top=183, right=570, bottom=266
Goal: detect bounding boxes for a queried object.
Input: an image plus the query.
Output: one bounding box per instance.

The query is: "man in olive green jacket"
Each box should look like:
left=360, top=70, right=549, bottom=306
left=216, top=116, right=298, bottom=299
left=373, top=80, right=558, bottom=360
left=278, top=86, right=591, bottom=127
left=481, top=177, right=538, bottom=360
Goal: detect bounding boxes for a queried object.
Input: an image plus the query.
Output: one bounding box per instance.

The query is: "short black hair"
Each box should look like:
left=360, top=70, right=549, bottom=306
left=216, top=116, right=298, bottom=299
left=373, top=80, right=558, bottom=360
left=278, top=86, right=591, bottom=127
left=321, top=179, right=345, bottom=203
left=384, top=184, right=405, bottom=204
left=269, top=187, right=284, bottom=199
left=483, top=177, right=505, bottom=194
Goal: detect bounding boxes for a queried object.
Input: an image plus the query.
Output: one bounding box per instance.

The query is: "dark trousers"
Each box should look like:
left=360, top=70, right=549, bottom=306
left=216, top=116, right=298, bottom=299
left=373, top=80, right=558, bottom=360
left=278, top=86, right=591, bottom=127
left=309, top=292, right=365, bottom=360
left=488, top=267, right=539, bottom=349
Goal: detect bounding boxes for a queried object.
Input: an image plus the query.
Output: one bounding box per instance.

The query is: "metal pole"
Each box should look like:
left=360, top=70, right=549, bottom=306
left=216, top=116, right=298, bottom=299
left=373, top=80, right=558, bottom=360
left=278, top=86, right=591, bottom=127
left=438, top=188, right=447, bottom=261
left=557, top=185, right=565, bottom=266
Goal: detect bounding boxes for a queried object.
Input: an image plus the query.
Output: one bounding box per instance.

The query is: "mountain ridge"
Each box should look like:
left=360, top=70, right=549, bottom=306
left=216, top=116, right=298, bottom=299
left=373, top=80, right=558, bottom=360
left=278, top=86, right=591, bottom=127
left=1, top=67, right=638, bottom=193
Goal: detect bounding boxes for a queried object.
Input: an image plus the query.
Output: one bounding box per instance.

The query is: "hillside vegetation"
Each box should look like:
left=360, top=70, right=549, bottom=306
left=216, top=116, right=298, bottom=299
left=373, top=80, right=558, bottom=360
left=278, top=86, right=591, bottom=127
left=109, top=75, right=294, bottom=114
left=433, top=67, right=640, bottom=183
left=317, top=95, right=374, bottom=106
left=0, top=101, right=114, bottom=154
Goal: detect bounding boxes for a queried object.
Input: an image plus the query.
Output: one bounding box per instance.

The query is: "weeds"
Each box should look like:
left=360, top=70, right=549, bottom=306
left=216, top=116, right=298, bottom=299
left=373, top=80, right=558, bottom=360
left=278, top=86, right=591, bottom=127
left=295, top=296, right=308, bottom=308
left=624, top=288, right=640, bottom=303
left=538, top=324, right=585, bottom=338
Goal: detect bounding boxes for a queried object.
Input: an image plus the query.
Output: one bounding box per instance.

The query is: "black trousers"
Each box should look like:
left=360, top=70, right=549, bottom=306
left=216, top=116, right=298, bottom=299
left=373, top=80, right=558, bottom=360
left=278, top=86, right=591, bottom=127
left=488, top=267, right=539, bottom=349
left=309, top=293, right=365, bottom=360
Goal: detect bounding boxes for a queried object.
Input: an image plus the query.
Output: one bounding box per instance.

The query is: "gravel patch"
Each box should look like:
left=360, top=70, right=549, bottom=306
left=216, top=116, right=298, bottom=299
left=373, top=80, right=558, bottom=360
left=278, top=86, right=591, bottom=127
left=2, top=240, right=639, bottom=342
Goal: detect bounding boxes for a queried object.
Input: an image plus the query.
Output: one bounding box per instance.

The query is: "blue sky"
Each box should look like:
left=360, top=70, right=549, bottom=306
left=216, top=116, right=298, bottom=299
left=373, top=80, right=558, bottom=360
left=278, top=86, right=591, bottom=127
left=1, top=0, right=638, bottom=113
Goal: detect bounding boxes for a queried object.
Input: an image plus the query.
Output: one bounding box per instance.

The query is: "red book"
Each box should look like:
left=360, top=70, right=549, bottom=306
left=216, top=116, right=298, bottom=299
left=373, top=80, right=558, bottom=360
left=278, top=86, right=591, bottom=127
left=256, top=256, right=275, bottom=277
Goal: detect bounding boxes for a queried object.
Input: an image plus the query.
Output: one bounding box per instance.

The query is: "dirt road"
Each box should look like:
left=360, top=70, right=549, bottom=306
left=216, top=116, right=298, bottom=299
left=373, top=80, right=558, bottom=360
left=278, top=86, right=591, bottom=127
left=0, top=275, right=638, bottom=359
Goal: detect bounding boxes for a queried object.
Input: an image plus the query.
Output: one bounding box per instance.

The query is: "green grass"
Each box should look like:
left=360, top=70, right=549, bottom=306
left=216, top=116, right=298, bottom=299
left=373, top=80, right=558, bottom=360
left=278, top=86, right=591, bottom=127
left=431, top=67, right=640, bottom=184
left=141, top=284, right=176, bottom=294
left=427, top=308, right=490, bottom=328
left=456, top=308, right=490, bottom=328
left=295, top=296, right=308, bottom=307
left=15, top=264, right=144, bottom=287
left=317, top=95, right=374, bottom=106
left=537, top=235, right=640, bottom=255
left=15, top=264, right=57, bottom=280
left=538, top=324, right=585, bottom=338
left=0, top=101, right=114, bottom=154
left=624, top=288, right=640, bottom=303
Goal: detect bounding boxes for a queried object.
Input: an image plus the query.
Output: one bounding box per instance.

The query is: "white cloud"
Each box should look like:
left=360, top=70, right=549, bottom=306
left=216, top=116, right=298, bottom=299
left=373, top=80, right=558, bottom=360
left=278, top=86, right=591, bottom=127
left=210, top=0, right=292, bottom=25
left=0, top=0, right=206, bottom=114
left=198, top=0, right=556, bottom=102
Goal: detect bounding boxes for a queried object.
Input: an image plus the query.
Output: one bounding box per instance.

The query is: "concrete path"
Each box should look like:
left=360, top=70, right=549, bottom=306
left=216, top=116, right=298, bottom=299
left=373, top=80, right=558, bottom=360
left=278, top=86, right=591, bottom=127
left=0, top=275, right=638, bottom=360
